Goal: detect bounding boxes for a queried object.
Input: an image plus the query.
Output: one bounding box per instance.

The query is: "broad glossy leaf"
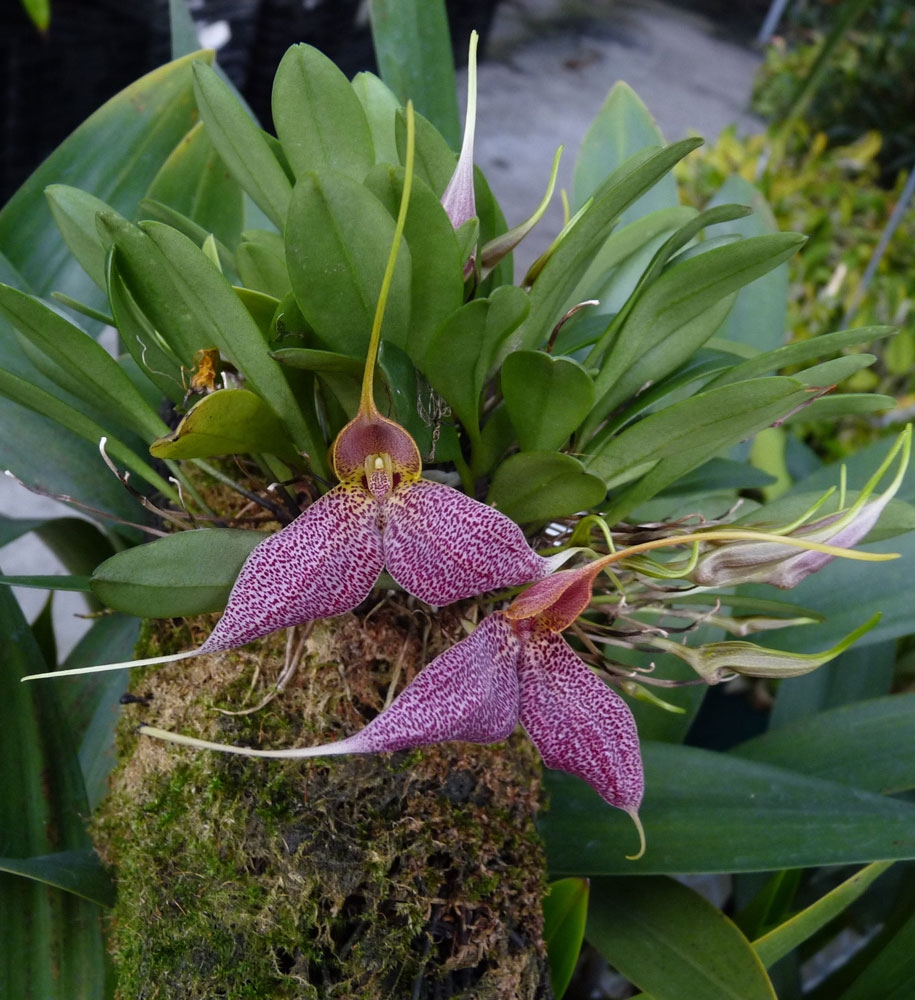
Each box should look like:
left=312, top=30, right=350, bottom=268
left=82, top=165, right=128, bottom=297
left=707, top=175, right=788, bottom=352
left=146, top=118, right=244, bottom=250
left=735, top=694, right=915, bottom=795
left=588, top=233, right=805, bottom=424
left=285, top=170, right=411, bottom=356
left=540, top=742, right=915, bottom=876
left=507, top=138, right=703, bottom=357
left=363, top=164, right=464, bottom=361
left=573, top=82, right=677, bottom=222
left=0, top=50, right=213, bottom=304
left=273, top=44, right=375, bottom=182
left=585, top=378, right=810, bottom=520
left=543, top=878, right=589, bottom=999
left=0, top=580, right=109, bottom=998
left=0, top=850, right=115, bottom=908
left=150, top=388, right=300, bottom=460
left=488, top=452, right=607, bottom=523
left=502, top=351, right=595, bottom=451
left=0, top=283, right=167, bottom=441
left=587, top=875, right=776, bottom=1000
left=753, top=861, right=892, bottom=968
left=90, top=528, right=265, bottom=617
left=192, top=61, right=292, bottom=230
left=44, top=186, right=116, bottom=292
left=368, top=0, right=461, bottom=149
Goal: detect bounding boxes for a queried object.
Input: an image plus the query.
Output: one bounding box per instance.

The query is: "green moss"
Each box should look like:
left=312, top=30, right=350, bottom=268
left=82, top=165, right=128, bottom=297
left=95, top=607, right=551, bottom=999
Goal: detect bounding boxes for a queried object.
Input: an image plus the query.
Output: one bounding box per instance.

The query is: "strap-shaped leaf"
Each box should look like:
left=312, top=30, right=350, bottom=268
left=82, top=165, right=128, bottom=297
left=543, top=878, right=590, bottom=999
left=192, top=61, right=292, bottom=230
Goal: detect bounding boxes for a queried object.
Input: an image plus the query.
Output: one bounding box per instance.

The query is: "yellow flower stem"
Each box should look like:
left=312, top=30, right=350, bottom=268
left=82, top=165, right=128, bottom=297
left=359, top=101, right=416, bottom=418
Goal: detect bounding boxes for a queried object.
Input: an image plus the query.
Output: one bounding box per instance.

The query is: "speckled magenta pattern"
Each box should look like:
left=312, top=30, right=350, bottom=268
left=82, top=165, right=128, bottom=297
left=382, top=479, right=550, bottom=605
left=200, top=485, right=384, bottom=652
left=517, top=625, right=643, bottom=813
left=348, top=614, right=522, bottom=753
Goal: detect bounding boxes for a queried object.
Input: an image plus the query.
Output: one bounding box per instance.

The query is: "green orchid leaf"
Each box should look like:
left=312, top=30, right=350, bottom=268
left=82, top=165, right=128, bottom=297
left=0, top=367, right=174, bottom=497
left=285, top=170, right=411, bottom=356
left=90, top=528, right=266, bottom=617
left=272, top=347, right=364, bottom=376
left=44, top=186, right=118, bottom=292
left=506, top=137, right=703, bottom=357
left=110, top=219, right=324, bottom=465
left=0, top=850, right=115, bottom=909
left=235, top=239, right=292, bottom=301
left=363, top=164, right=464, bottom=361
left=541, top=742, right=915, bottom=876
left=586, top=377, right=810, bottom=521
left=368, top=0, right=461, bottom=149
left=0, top=582, right=109, bottom=998
left=587, top=233, right=806, bottom=427
left=235, top=287, right=281, bottom=337
left=424, top=288, right=530, bottom=444
left=587, top=875, right=776, bottom=1000
left=273, top=44, right=375, bottom=182
left=706, top=326, right=896, bottom=392
left=734, top=694, right=915, bottom=795
left=145, top=119, right=244, bottom=251
left=138, top=199, right=237, bottom=276
left=0, top=50, right=213, bottom=306
left=543, top=878, right=590, bottom=999
left=502, top=351, right=595, bottom=452
left=150, top=388, right=300, bottom=461
left=706, top=175, right=789, bottom=352
left=573, top=82, right=678, bottom=221
left=397, top=107, right=457, bottom=199
left=192, top=61, right=292, bottom=230
left=20, top=0, right=50, bottom=32
left=791, top=354, right=876, bottom=387
left=0, top=516, right=47, bottom=547
left=488, top=452, right=607, bottom=523
left=0, top=283, right=168, bottom=442
left=782, top=393, right=896, bottom=423
left=353, top=71, right=401, bottom=166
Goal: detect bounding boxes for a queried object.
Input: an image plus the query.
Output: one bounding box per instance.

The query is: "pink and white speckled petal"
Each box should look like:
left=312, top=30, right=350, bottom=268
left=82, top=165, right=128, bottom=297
left=346, top=612, right=522, bottom=752
left=200, top=485, right=384, bottom=652
left=383, top=480, right=550, bottom=605
left=518, top=627, right=643, bottom=814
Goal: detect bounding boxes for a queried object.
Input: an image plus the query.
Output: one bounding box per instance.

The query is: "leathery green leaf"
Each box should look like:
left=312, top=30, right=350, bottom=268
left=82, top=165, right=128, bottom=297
left=587, top=875, right=776, bottom=1000
left=150, top=388, right=300, bottom=461
left=368, top=0, right=461, bottom=149
left=0, top=283, right=168, bottom=441
left=353, top=71, right=401, bottom=167
left=0, top=850, right=115, bottom=908
left=192, top=61, right=292, bottom=230
left=753, top=861, right=893, bottom=969
left=733, top=694, right=915, bottom=795
left=90, top=528, right=265, bottom=617
left=488, top=452, right=607, bottom=523
left=0, top=50, right=213, bottom=304
left=587, top=232, right=806, bottom=425
left=145, top=118, right=244, bottom=251
left=0, top=575, right=91, bottom=592
left=285, top=170, right=411, bottom=356
left=540, top=742, right=915, bottom=876
left=502, top=351, right=595, bottom=451
left=543, top=878, right=590, bottom=999
left=273, top=44, right=375, bottom=182
left=586, top=377, right=810, bottom=521
left=833, top=905, right=915, bottom=1000
left=44, top=185, right=116, bottom=292
left=0, top=581, right=109, bottom=998
left=506, top=138, right=703, bottom=357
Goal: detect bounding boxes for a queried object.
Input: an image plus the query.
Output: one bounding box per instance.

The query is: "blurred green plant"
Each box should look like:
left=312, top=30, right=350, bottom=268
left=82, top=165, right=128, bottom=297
left=1, top=0, right=914, bottom=997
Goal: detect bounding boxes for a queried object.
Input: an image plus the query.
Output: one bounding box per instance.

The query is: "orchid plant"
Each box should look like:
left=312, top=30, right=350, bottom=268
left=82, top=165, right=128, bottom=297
left=2, top=2, right=915, bottom=997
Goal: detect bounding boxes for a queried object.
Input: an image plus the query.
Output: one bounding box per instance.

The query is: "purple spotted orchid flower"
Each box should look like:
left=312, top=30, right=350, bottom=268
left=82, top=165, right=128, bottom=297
left=140, top=555, right=646, bottom=858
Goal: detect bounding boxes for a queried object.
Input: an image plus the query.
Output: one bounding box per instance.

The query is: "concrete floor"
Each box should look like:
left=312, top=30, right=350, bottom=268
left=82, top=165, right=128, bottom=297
left=0, top=0, right=766, bottom=657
